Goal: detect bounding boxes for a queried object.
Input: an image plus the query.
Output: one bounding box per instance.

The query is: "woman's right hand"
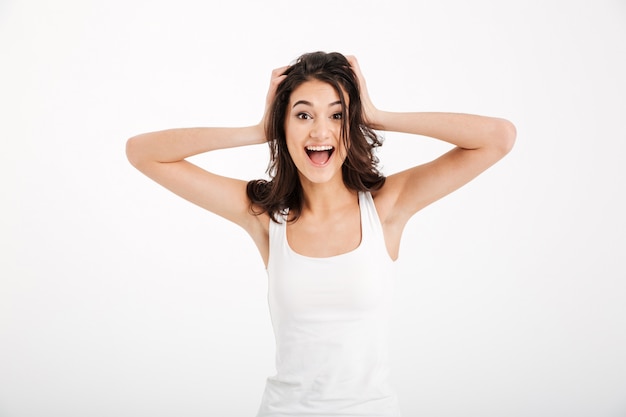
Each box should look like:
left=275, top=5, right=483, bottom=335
left=259, top=65, right=289, bottom=137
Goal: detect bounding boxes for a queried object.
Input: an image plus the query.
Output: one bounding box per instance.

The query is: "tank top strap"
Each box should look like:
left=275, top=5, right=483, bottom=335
left=268, top=211, right=288, bottom=261
left=358, top=191, right=386, bottom=248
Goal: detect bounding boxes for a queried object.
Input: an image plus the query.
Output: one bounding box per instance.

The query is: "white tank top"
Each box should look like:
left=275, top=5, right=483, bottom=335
left=256, top=192, right=401, bottom=417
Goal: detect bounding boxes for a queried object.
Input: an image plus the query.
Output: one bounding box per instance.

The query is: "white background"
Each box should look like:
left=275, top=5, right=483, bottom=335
left=1, top=1, right=625, bottom=416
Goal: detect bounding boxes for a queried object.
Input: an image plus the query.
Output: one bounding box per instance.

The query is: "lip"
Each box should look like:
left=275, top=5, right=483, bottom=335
left=305, top=145, right=335, bottom=167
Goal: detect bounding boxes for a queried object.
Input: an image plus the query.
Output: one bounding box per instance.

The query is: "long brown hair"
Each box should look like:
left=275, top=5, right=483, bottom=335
left=247, top=51, right=385, bottom=222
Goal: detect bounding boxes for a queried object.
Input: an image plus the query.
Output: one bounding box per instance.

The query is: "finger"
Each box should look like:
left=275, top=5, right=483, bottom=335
left=265, top=73, right=288, bottom=107
left=268, top=66, right=289, bottom=95
left=346, top=55, right=360, bottom=72
left=271, top=65, right=290, bottom=78
left=269, top=74, right=287, bottom=93
left=346, top=56, right=366, bottom=82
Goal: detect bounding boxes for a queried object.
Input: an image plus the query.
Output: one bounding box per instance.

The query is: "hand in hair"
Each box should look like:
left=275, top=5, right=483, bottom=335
left=260, top=65, right=289, bottom=136
left=346, top=56, right=381, bottom=129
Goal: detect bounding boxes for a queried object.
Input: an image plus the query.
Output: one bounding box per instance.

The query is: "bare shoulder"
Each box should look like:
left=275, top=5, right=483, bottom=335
left=371, top=170, right=416, bottom=227
left=371, top=163, right=448, bottom=259
left=371, top=173, right=416, bottom=261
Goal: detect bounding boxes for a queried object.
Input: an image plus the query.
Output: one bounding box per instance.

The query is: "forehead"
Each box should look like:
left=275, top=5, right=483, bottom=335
left=289, top=79, right=345, bottom=105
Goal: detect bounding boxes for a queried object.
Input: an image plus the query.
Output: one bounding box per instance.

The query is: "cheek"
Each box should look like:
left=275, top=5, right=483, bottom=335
left=284, top=134, right=300, bottom=162
left=285, top=141, right=297, bottom=160
left=284, top=123, right=306, bottom=155
left=338, top=135, right=350, bottom=159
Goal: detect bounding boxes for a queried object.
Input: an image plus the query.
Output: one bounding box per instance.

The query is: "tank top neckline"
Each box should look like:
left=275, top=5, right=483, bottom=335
left=282, top=191, right=367, bottom=261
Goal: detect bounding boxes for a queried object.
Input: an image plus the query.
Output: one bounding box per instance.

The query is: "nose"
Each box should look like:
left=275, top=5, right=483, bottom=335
left=310, top=117, right=331, bottom=139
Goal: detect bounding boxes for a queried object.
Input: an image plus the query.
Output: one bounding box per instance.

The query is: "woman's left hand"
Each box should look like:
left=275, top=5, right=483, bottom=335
left=346, top=55, right=382, bottom=128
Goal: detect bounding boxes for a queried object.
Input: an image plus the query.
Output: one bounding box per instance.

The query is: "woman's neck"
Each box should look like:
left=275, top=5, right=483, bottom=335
left=299, top=179, right=358, bottom=217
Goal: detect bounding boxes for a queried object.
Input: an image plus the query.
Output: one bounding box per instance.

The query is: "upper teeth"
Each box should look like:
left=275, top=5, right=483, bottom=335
left=306, top=145, right=334, bottom=151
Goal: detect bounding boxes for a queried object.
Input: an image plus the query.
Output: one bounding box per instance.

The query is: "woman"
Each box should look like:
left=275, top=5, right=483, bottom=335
left=126, top=51, right=516, bottom=416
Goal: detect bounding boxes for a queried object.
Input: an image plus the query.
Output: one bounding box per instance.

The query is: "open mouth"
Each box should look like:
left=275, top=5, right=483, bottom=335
left=305, top=145, right=335, bottom=166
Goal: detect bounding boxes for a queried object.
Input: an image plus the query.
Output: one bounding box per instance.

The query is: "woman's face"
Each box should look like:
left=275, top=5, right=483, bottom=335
left=284, top=79, right=349, bottom=187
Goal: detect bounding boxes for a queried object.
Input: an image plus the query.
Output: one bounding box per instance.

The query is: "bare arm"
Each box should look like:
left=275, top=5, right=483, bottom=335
left=347, top=57, right=516, bottom=257
left=373, top=111, right=516, bottom=216
left=126, top=125, right=266, bottom=164
left=125, top=125, right=266, bottom=229
left=125, top=67, right=288, bottom=252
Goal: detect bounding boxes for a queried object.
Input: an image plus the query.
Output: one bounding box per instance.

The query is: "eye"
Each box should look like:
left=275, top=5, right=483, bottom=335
left=332, top=112, right=343, bottom=120
left=297, top=112, right=312, bottom=120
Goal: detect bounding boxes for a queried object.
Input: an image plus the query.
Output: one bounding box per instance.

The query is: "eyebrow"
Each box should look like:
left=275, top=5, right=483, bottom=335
left=292, top=100, right=342, bottom=109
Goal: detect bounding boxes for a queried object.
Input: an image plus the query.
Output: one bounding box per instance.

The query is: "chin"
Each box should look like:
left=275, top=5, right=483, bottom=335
left=299, top=169, right=342, bottom=186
